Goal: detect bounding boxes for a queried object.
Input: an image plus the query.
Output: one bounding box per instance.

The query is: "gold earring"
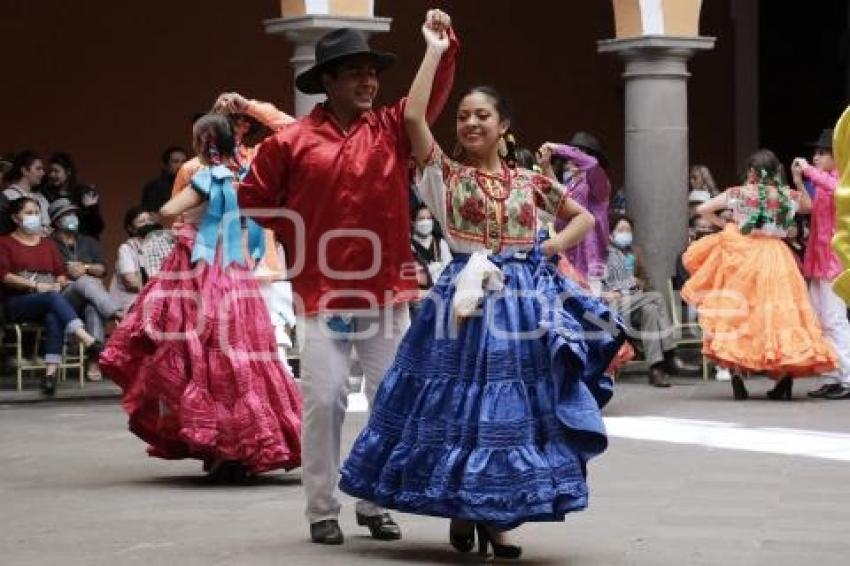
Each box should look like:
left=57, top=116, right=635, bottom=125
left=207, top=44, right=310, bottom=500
left=497, top=136, right=507, bottom=158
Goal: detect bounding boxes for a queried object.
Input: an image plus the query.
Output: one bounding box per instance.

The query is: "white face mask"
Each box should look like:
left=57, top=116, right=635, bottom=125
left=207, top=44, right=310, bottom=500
left=689, top=189, right=711, bottom=204
left=613, top=232, right=633, bottom=249
left=415, top=219, right=434, bottom=236
left=21, top=214, right=42, bottom=235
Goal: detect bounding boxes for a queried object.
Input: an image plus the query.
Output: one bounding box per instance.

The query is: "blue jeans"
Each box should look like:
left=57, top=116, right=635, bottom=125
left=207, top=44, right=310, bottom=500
left=4, top=292, right=84, bottom=364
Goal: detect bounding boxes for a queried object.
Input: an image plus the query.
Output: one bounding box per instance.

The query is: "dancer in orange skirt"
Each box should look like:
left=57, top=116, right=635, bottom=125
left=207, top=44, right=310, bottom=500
left=683, top=149, right=836, bottom=400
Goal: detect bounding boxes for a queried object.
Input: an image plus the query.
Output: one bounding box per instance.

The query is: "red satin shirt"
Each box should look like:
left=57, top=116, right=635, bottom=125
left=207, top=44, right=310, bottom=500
left=239, top=37, right=458, bottom=316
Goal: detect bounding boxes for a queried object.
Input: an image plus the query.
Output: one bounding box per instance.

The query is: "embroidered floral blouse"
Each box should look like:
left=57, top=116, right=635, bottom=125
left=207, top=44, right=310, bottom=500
left=415, top=145, right=569, bottom=254
left=726, top=184, right=800, bottom=238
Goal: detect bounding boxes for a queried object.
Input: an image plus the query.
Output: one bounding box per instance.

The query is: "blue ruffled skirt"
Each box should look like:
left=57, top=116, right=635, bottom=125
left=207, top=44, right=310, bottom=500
left=339, top=247, right=624, bottom=530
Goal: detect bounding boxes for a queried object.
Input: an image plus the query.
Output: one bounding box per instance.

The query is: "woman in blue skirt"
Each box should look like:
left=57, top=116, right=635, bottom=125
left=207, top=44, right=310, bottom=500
left=339, top=19, right=624, bottom=559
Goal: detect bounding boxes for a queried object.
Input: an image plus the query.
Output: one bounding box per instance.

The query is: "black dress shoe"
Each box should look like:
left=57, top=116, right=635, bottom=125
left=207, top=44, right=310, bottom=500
left=824, top=385, right=850, bottom=400
left=356, top=512, right=401, bottom=540
left=667, top=355, right=702, bottom=376
left=808, top=383, right=844, bottom=398
left=648, top=365, right=672, bottom=388
left=310, top=519, right=344, bottom=545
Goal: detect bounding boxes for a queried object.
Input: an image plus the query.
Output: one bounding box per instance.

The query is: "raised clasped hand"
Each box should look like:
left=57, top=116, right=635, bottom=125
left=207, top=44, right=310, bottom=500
left=422, top=9, right=451, bottom=52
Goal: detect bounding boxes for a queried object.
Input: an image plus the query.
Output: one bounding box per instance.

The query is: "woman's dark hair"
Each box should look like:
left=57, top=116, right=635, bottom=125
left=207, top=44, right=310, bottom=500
left=609, top=213, right=634, bottom=234
left=123, top=205, right=149, bottom=235
left=161, top=145, right=188, bottom=165
left=464, top=85, right=513, bottom=122
left=514, top=147, right=536, bottom=170
left=7, top=196, right=39, bottom=216
left=459, top=86, right=518, bottom=167
left=193, top=114, right=235, bottom=164
left=48, top=152, right=78, bottom=187
left=411, top=202, right=429, bottom=222
left=745, top=149, right=786, bottom=184
left=5, top=150, right=41, bottom=183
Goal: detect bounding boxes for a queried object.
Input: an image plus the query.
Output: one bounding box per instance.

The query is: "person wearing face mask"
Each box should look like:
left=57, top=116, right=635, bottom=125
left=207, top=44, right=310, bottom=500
left=49, top=199, right=121, bottom=381
left=109, top=206, right=162, bottom=312
left=410, top=204, right=452, bottom=296
left=603, top=215, right=697, bottom=387
left=0, top=197, right=103, bottom=394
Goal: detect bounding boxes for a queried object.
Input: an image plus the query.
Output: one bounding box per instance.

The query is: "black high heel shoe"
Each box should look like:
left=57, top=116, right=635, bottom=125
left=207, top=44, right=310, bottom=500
left=476, top=524, right=522, bottom=559
left=767, top=376, right=793, bottom=401
left=731, top=374, right=749, bottom=400
left=449, top=520, right=475, bottom=553
left=40, top=374, right=56, bottom=396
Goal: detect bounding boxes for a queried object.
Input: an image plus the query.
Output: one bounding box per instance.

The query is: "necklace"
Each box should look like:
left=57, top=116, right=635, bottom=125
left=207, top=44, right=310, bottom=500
left=474, top=163, right=513, bottom=202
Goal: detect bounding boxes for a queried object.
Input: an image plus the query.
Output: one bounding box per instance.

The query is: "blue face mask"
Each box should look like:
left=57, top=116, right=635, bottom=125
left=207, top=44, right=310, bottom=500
left=59, top=214, right=79, bottom=233
left=21, top=214, right=42, bottom=235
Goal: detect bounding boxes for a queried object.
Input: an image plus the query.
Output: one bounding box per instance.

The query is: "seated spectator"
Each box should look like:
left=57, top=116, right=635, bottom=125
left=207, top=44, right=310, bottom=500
left=2, top=151, right=50, bottom=232
left=49, top=198, right=121, bottom=380
left=43, top=152, right=105, bottom=239
left=0, top=197, right=103, bottom=394
left=410, top=203, right=452, bottom=318
left=689, top=164, right=718, bottom=196
left=603, top=215, right=699, bottom=387
left=109, top=206, right=161, bottom=312
left=141, top=146, right=188, bottom=211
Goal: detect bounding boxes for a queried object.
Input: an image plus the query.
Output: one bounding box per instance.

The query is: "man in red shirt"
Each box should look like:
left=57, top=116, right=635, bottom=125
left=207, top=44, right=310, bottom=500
left=239, top=10, right=457, bottom=545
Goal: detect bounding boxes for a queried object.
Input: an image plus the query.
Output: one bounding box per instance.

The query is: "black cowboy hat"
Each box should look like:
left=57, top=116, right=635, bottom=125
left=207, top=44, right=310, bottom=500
left=568, top=131, right=609, bottom=168
left=807, top=128, right=834, bottom=150
left=296, top=28, right=396, bottom=95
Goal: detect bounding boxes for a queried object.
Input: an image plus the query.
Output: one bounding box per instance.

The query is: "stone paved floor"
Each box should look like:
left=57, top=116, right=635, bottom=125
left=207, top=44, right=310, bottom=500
left=2, top=378, right=850, bottom=565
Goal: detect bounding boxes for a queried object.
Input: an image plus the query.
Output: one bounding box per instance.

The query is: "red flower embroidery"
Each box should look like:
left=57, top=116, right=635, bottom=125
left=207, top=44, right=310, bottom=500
left=745, top=197, right=759, bottom=207
left=518, top=203, right=535, bottom=229
left=766, top=199, right=780, bottom=210
left=460, top=197, right=485, bottom=224
left=531, top=175, right=552, bottom=193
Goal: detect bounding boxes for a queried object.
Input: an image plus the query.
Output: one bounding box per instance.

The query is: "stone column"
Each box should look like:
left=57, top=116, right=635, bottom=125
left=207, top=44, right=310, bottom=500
left=598, top=36, right=715, bottom=293
left=264, top=15, right=392, bottom=117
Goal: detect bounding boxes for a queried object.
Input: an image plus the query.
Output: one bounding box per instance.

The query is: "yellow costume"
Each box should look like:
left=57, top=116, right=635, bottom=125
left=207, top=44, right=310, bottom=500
left=831, top=106, right=850, bottom=301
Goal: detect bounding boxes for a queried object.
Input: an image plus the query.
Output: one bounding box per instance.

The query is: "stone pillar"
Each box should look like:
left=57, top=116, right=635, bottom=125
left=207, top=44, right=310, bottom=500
left=600, top=0, right=714, bottom=294
left=598, top=37, right=714, bottom=293
left=264, top=4, right=391, bottom=117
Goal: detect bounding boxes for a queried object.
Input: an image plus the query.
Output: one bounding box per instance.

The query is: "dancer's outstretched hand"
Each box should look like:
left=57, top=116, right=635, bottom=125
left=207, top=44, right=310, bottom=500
left=213, top=92, right=248, bottom=114
left=422, top=9, right=451, bottom=52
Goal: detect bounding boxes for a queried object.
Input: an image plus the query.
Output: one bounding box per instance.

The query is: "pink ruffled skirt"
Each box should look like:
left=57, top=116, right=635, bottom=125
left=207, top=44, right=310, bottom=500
left=101, top=226, right=302, bottom=473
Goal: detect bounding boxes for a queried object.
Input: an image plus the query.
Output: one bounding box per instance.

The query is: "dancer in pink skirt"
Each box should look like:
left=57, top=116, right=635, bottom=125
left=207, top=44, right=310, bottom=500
left=101, top=114, right=302, bottom=480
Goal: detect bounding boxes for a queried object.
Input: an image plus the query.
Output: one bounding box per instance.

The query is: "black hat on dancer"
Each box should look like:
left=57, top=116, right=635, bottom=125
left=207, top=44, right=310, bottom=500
left=808, top=128, right=834, bottom=151
left=296, top=28, right=397, bottom=95
left=568, top=131, right=609, bottom=168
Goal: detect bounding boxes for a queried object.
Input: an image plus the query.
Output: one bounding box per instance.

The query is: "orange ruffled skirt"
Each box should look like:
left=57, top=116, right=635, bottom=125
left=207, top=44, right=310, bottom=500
left=682, top=224, right=836, bottom=377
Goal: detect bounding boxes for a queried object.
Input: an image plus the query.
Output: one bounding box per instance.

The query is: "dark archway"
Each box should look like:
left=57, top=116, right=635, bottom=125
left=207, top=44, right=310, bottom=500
left=759, top=0, right=849, bottom=169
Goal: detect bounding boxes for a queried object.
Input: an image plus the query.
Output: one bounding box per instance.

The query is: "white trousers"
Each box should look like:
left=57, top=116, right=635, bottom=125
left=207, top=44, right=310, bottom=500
left=298, top=305, right=410, bottom=523
left=809, top=278, right=850, bottom=385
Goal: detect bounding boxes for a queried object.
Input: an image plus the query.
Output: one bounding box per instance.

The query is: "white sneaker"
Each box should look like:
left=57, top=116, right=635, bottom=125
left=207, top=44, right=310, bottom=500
left=715, top=368, right=731, bottom=381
